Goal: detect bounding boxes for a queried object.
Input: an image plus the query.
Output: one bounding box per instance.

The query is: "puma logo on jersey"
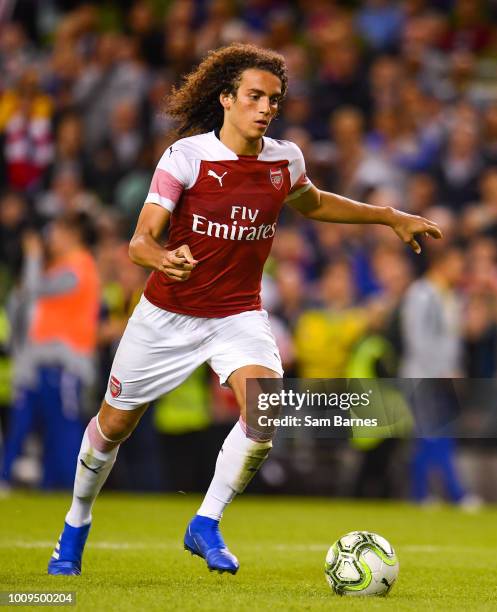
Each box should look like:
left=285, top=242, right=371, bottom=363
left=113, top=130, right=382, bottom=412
left=207, top=169, right=228, bottom=187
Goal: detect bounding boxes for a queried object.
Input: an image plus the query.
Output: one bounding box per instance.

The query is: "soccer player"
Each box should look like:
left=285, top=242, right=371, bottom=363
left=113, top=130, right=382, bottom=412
left=48, top=44, right=441, bottom=576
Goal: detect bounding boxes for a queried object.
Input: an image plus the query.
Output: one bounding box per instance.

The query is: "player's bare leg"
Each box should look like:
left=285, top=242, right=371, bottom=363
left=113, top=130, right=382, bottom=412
left=184, top=365, right=281, bottom=574
left=48, top=400, right=148, bottom=575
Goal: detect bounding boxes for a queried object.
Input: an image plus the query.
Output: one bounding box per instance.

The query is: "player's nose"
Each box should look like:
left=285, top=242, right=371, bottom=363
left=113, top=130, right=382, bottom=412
left=259, top=97, right=271, bottom=115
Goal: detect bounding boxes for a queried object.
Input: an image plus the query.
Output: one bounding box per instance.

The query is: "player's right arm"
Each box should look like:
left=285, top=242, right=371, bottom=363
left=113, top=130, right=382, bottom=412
left=129, top=203, right=197, bottom=282
left=129, top=144, right=198, bottom=281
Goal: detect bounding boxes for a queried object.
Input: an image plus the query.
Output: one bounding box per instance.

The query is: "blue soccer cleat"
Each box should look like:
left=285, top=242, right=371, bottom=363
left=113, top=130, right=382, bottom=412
left=184, top=515, right=239, bottom=574
left=47, top=522, right=91, bottom=576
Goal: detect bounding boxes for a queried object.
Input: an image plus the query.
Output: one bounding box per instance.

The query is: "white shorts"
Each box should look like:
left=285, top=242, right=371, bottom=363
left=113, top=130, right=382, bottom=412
left=104, top=295, right=283, bottom=410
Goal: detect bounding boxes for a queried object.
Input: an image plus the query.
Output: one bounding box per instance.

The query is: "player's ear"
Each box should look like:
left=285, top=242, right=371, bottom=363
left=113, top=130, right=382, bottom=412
left=220, top=91, right=233, bottom=110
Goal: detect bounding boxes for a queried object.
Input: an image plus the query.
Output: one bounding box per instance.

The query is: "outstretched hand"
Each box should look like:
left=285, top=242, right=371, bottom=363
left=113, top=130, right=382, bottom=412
left=390, top=210, right=443, bottom=254
left=22, top=230, right=44, bottom=258
left=160, top=244, right=198, bottom=281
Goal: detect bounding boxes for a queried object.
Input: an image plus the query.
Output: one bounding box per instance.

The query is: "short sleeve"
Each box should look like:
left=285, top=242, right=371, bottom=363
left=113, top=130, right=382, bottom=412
left=284, top=143, right=313, bottom=203
left=144, top=145, right=195, bottom=212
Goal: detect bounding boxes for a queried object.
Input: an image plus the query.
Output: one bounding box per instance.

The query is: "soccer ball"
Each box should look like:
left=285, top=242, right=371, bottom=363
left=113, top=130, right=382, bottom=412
left=324, top=531, right=399, bottom=596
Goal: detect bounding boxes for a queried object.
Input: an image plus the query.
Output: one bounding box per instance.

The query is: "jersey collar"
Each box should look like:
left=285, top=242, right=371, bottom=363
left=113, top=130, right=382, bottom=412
left=212, top=128, right=264, bottom=159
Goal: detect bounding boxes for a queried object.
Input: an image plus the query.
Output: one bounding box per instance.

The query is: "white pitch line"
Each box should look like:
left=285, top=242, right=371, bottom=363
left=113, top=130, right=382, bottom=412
left=0, top=541, right=492, bottom=554
left=1, top=541, right=179, bottom=550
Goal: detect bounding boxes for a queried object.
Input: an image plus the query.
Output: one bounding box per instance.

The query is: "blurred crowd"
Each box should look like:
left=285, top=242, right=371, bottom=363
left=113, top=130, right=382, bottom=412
left=2, top=0, right=497, bottom=501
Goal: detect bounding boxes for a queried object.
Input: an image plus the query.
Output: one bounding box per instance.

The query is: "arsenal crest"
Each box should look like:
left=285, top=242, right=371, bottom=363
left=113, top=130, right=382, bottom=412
left=109, top=375, right=122, bottom=398
left=270, top=167, right=283, bottom=190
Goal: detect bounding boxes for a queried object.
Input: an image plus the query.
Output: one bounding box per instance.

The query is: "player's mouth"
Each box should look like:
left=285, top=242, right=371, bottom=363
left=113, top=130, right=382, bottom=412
left=254, top=120, right=269, bottom=128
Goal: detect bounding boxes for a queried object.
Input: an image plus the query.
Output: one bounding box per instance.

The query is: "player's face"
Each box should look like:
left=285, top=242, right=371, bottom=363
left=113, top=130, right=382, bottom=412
left=227, top=69, right=282, bottom=140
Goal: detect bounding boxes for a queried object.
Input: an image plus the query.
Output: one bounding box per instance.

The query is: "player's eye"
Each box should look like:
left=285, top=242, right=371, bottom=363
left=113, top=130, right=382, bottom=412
left=249, top=94, right=259, bottom=100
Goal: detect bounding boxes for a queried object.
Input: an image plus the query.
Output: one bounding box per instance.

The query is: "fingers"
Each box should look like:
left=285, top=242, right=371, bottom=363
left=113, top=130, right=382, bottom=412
left=424, top=225, right=443, bottom=239
left=161, top=245, right=198, bottom=281
left=410, top=223, right=442, bottom=252
left=400, top=220, right=443, bottom=255
left=165, top=246, right=198, bottom=268
left=409, top=238, right=421, bottom=254
left=167, top=253, right=195, bottom=270
left=165, top=268, right=191, bottom=282
left=175, top=244, right=198, bottom=265
left=167, top=245, right=198, bottom=268
left=415, top=216, right=443, bottom=240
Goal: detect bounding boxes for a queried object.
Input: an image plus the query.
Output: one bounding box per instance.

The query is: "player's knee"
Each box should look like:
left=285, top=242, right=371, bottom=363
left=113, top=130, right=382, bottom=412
left=98, top=412, right=131, bottom=442
left=239, top=416, right=275, bottom=444
left=98, top=401, right=146, bottom=442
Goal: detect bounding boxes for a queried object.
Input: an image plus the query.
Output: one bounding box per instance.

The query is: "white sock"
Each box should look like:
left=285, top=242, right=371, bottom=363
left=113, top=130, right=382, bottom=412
left=65, top=425, right=119, bottom=528
left=197, top=421, right=272, bottom=521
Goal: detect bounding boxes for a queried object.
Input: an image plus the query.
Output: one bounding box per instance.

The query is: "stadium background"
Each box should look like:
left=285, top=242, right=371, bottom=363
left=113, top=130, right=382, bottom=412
left=1, top=0, right=497, bottom=503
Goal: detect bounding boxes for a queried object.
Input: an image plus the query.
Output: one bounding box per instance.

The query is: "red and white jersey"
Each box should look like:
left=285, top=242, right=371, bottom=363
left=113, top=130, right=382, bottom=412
left=144, top=130, right=312, bottom=318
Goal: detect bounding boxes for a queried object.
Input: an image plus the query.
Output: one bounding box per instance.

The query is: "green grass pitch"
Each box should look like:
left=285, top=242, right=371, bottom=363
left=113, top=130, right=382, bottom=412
left=1, top=493, right=497, bottom=611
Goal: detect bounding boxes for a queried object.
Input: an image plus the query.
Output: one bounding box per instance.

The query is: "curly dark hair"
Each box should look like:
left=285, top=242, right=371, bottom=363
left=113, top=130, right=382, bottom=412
left=166, top=43, right=288, bottom=137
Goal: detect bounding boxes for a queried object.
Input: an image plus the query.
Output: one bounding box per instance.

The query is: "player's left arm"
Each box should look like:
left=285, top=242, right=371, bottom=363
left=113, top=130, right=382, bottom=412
left=288, top=185, right=442, bottom=253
